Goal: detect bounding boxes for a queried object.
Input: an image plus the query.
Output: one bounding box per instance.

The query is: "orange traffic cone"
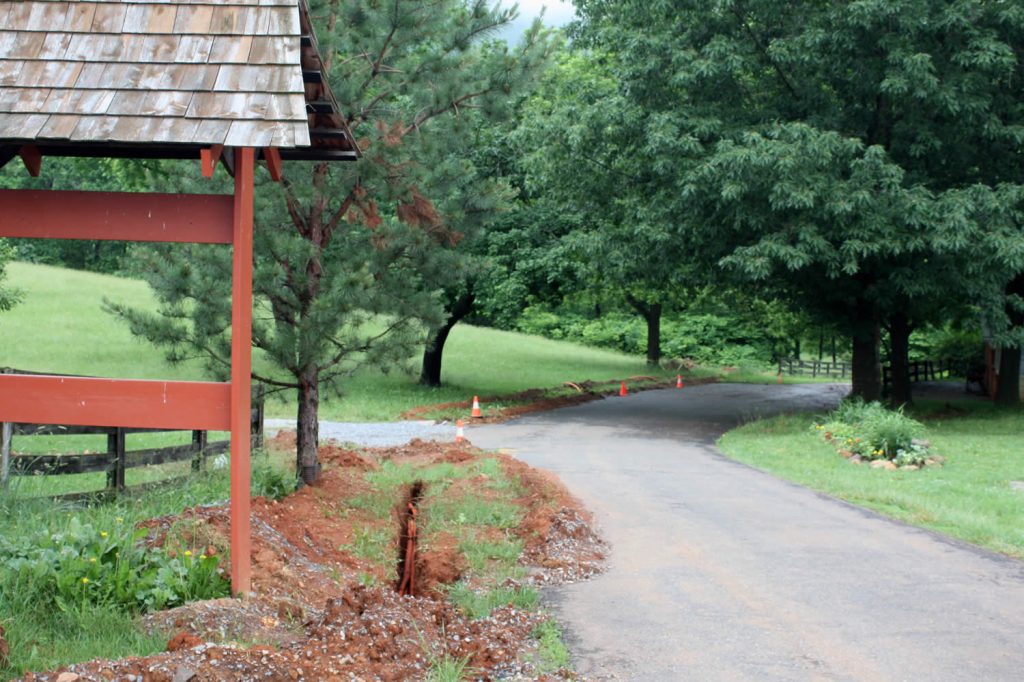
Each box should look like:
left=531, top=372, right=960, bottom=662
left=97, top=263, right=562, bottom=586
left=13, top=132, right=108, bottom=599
left=676, top=374, right=684, bottom=388
left=619, top=381, right=628, bottom=397
left=455, top=419, right=465, bottom=443
left=471, top=396, right=482, bottom=419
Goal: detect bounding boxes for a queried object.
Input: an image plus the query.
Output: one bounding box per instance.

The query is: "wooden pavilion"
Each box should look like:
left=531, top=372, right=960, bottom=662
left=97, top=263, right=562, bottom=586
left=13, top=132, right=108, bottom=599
left=0, top=0, right=357, bottom=594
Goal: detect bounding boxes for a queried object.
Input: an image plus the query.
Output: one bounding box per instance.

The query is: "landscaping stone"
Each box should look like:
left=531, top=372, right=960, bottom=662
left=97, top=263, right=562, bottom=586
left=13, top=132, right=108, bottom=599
left=870, top=460, right=888, bottom=469
left=55, top=674, right=79, bottom=682
left=1010, top=481, right=1024, bottom=493
left=850, top=454, right=863, bottom=464
left=900, top=465, right=920, bottom=471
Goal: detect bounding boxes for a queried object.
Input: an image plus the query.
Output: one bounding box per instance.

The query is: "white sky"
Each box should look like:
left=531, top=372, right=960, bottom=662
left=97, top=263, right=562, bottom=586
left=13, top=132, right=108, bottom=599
left=497, top=0, right=576, bottom=42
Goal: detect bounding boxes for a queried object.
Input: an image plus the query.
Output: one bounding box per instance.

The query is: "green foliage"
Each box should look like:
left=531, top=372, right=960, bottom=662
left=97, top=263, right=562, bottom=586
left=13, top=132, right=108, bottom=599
left=515, top=308, right=781, bottom=366
left=460, top=537, right=524, bottom=577
left=0, top=602, right=165, bottom=679
left=251, top=462, right=298, bottom=501
left=446, top=582, right=540, bottom=619
left=426, top=652, right=474, bottom=682
left=565, top=0, right=1024, bottom=397
left=816, top=400, right=928, bottom=462
left=532, top=620, right=571, bottom=672
left=910, top=324, right=985, bottom=373
left=340, top=526, right=391, bottom=566
left=0, top=516, right=229, bottom=615
left=425, top=494, right=522, bottom=532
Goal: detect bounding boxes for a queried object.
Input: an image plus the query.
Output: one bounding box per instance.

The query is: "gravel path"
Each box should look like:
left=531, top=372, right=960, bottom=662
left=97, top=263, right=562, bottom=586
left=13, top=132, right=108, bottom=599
left=467, top=383, right=1024, bottom=681
left=265, top=418, right=456, bottom=447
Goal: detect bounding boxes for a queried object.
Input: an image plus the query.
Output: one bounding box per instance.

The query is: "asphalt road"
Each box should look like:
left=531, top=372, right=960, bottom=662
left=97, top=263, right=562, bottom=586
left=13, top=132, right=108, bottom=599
left=468, top=383, right=1024, bottom=681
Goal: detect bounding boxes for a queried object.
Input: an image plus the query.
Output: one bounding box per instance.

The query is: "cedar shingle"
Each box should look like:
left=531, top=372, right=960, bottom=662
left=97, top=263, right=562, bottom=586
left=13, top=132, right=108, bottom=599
left=0, top=0, right=318, bottom=149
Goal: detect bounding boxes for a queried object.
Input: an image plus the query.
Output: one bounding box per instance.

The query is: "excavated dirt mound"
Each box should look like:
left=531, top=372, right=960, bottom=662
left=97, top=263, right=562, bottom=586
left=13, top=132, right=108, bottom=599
left=19, top=441, right=605, bottom=682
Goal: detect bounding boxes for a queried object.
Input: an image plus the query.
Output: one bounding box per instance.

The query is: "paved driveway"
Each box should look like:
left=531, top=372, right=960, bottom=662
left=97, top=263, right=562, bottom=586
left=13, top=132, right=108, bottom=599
left=469, top=383, right=1024, bottom=681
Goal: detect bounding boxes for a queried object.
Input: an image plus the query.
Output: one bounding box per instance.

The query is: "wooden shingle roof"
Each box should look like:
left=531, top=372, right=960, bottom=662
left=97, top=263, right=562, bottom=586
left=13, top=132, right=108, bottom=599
left=0, top=0, right=356, bottom=162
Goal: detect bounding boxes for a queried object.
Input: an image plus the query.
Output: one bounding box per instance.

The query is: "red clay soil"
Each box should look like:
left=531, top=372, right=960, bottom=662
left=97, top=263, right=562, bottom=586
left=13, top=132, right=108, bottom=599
left=400, top=375, right=718, bottom=423
left=20, top=441, right=605, bottom=682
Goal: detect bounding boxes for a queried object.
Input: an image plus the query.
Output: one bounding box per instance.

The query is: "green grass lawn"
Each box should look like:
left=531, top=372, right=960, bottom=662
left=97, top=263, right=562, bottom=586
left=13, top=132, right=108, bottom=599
left=2, top=262, right=673, bottom=424
left=718, top=400, right=1024, bottom=559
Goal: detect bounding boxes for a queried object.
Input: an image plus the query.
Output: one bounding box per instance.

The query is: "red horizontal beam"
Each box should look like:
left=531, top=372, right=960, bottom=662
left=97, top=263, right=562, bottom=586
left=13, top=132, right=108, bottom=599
left=0, top=189, right=233, bottom=244
left=0, top=374, right=231, bottom=431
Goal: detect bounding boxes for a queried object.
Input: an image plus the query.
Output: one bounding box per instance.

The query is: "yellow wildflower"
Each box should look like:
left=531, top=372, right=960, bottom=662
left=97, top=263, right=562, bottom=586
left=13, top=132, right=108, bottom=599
left=115, top=517, right=124, bottom=523
left=200, top=555, right=208, bottom=560
left=100, top=531, right=108, bottom=538
left=89, top=557, right=97, bottom=563
left=184, top=550, right=192, bottom=557
left=81, top=577, right=89, bottom=584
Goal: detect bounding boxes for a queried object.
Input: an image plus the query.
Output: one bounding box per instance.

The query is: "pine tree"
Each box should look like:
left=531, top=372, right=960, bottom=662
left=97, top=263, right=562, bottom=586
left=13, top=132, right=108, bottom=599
left=111, top=1, right=557, bottom=483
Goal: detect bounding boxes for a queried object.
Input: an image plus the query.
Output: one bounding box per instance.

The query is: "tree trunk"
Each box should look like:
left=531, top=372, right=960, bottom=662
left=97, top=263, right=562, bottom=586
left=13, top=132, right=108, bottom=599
left=296, top=366, right=320, bottom=486
left=625, top=294, right=661, bottom=367
left=420, top=291, right=475, bottom=387
left=850, top=304, right=882, bottom=401
left=995, top=275, right=1024, bottom=406
left=888, top=311, right=913, bottom=407
left=645, top=302, right=662, bottom=367
left=995, top=346, right=1021, bottom=406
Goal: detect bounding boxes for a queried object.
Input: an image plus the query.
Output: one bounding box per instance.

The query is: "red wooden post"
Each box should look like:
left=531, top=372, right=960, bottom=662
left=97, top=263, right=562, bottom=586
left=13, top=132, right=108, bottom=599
left=230, top=147, right=255, bottom=595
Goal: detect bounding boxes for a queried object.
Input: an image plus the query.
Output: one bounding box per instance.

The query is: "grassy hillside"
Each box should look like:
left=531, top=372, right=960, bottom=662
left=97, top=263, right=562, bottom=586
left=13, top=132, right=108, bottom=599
left=2, top=262, right=667, bottom=423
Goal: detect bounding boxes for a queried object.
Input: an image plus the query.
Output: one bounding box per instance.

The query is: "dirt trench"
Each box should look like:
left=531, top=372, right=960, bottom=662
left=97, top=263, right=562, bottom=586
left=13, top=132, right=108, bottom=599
left=20, top=439, right=606, bottom=682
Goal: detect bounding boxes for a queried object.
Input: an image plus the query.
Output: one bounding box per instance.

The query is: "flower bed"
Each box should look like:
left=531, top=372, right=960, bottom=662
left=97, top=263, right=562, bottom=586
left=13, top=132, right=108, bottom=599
left=814, top=400, right=944, bottom=470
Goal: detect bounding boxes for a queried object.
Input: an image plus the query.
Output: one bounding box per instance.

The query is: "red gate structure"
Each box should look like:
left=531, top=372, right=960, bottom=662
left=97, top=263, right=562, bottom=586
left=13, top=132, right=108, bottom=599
left=0, top=0, right=357, bottom=594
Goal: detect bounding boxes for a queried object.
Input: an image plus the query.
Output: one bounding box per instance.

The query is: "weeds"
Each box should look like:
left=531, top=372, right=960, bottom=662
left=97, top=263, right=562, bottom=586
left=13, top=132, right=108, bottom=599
left=426, top=496, right=522, bottom=532
left=446, top=582, right=540, bottom=619
left=532, top=620, right=571, bottom=672
left=460, top=537, right=524, bottom=574
left=426, top=652, right=474, bottom=682
left=340, top=526, right=391, bottom=565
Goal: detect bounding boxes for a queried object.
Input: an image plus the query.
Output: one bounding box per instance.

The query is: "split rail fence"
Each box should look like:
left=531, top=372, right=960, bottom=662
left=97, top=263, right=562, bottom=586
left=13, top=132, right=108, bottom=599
left=0, top=368, right=264, bottom=497
left=778, top=357, right=961, bottom=388
left=777, top=358, right=851, bottom=378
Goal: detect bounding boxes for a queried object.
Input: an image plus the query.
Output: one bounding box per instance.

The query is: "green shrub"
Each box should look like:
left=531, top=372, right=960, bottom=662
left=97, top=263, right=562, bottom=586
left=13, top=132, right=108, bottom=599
left=515, top=307, right=777, bottom=366
left=251, top=463, right=297, bottom=500
left=815, top=400, right=928, bottom=462
left=0, top=516, right=229, bottom=615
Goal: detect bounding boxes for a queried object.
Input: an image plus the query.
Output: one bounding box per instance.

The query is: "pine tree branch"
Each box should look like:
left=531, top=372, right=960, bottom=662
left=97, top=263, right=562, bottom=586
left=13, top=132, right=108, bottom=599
left=320, top=316, right=415, bottom=371
left=280, top=175, right=311, bottom=239
left=250, top=371, right=299, bottom=390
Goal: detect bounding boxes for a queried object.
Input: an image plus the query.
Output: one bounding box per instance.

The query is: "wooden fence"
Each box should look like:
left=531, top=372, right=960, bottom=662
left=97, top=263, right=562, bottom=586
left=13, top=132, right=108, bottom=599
left=0, top=370, right=264, bottom=496
left=882, top=359, right=955, bottom=391
left=777, top=358, right=851, bottom=378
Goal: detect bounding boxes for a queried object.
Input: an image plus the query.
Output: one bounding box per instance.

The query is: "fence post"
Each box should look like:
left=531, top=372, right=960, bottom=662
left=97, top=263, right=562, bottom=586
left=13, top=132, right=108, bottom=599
left=191, top=430, right=208, bottom=472
left=1, top=421, right=11, bottom=490
left=106, top=428, right=126, bottom=494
